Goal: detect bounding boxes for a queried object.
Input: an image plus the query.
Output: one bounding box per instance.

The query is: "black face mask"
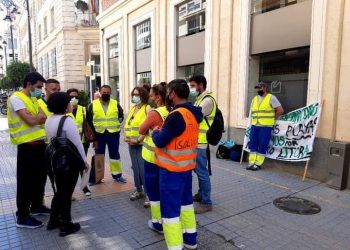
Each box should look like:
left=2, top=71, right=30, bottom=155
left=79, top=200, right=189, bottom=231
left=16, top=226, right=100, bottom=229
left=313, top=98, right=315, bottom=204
left=101, top=94, right=111, bottom=102
left=257, top=90, right=264, bottom=96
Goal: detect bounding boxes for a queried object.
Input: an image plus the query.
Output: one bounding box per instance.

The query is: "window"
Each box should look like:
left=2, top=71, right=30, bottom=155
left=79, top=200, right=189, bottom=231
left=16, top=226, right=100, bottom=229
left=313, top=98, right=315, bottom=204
left=135, top=20, right=151, bottom=50
left=177, top=0, right=206, bottom=37
left=246, top=48, right=310, bottom=114
left=108, top=35, right=120, bottom=101
left=38, top=57, right=43, bottom=74
left=38, top=24, right=42, bottom=42
left=43, top=17, right=48, bottom=38
left=42, top=53, right=49, bottom=78
left=136, top=72, right=151, bottom=86
left=50, top=7, right=55, bottom=31
left=51, top=48, right=57, bottom=76
left=177, top=63, right=204, bottom=80
left=251, top=0, right=307, bottom=14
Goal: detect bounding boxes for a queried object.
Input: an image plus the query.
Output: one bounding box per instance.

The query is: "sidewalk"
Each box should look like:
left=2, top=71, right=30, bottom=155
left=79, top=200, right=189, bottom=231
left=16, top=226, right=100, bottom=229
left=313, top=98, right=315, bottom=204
left=1, top=127, right=350, bottom=250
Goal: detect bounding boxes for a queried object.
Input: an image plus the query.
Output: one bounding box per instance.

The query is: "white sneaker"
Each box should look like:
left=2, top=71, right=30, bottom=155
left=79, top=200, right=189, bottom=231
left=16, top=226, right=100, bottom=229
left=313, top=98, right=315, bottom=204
left=147, top=220, right=163, bottom=234
left=184, top=243, right=198, bottom=249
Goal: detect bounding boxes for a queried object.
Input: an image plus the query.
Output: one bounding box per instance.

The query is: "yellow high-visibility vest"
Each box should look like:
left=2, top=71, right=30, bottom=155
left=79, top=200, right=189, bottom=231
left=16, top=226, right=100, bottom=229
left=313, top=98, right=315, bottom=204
left=194, top=93, right=216, bottom=144
left=92, top=99, right=120, bottom=133
left=124, top=104, right=149, bottom=141
left=67, top=105, right=85, bottom=133
left=7, top=91, right=46, bottom=145
left=37, top=98, right=52, bottom=117
left=142, top=106, right=169, bottom=163
left=251, top=93, right=275, bottom=126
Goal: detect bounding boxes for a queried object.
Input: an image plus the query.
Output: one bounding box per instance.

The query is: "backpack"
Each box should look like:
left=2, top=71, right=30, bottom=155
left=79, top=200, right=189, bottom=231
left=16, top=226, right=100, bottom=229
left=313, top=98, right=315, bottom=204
left=204, top=96, right=225, bottom=146
left=45, top=116, right=86, bottom=176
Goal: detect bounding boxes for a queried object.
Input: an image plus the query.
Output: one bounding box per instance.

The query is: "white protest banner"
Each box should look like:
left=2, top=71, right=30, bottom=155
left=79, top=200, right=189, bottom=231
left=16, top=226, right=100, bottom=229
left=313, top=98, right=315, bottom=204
left=243, top=102, right=321, bottom=162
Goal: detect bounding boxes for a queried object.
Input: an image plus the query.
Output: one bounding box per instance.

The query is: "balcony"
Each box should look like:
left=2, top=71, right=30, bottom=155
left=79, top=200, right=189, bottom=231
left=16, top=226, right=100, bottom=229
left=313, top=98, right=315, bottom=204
left=75, top=11, right=99, bottom=27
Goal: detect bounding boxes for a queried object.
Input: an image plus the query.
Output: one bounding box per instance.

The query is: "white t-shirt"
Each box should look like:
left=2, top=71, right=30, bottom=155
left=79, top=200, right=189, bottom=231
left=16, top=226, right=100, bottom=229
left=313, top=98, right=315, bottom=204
left=9, top=95, right=26, bottom=112
left=45, top=115, right=87, bottom=162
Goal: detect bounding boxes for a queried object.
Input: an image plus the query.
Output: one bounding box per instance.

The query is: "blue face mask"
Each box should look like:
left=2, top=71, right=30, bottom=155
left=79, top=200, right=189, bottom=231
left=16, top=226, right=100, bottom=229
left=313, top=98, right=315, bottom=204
left=31, top=88, right=42, bottom=98
left=132, top=95, right=141, bottom=104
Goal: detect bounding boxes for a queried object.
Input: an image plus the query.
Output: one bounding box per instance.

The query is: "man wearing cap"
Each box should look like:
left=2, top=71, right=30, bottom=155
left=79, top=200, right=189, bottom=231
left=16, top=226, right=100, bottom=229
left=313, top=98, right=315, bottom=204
left=247, top=82, right=284, bottom=171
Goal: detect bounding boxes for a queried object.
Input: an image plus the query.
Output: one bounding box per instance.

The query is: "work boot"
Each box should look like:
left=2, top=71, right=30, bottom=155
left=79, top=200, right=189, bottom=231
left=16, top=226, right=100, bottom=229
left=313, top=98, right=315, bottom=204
left=195, top=204, right=213, bottom=214
left=193, top=193, right=202, bottom=203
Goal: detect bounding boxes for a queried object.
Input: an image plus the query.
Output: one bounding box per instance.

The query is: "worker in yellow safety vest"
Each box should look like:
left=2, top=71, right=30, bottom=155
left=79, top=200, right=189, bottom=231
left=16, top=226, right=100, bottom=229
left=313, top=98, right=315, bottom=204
left=124, top=86, right=151, bottom=207
left=152, top=79, right=203, bottom=250
left=7, top=72, right=50, bottom=229
left=189, top=75, right=216, bottom=214
left=139, top=82, right=169, bottom=229
left=66, top=88, right=92, bottom=196
left=37, top=79, right=61, bottom=117
left=86, top=85, right=126, bottom=182
left=247, top=82, right=284, bottom=171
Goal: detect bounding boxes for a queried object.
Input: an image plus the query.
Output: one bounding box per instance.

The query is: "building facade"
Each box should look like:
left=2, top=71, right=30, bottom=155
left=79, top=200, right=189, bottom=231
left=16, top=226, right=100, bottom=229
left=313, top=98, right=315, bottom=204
left=15, top=0, right=101, bottom=92
left=98, top=0, right=350, bottom=184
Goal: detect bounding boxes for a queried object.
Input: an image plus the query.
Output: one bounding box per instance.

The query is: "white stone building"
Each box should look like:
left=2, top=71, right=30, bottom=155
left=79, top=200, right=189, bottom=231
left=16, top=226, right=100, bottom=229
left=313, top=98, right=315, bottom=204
left=15, top=0, right=100, bottom=92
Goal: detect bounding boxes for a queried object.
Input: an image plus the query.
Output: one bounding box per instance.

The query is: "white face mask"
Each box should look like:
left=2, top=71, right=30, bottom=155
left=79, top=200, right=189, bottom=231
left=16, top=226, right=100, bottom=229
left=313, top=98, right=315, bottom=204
left=70, top=97, right=79, bottom=106
left=132, top=95, right=141, bottom=104
left=190, top=87, right=199, bottom=96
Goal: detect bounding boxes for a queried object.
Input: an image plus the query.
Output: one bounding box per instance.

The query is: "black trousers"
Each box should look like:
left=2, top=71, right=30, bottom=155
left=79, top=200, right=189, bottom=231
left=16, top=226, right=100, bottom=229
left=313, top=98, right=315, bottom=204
left=50, top=167, right=80, bottom=223
left=17, top=142, right=47, bottom=219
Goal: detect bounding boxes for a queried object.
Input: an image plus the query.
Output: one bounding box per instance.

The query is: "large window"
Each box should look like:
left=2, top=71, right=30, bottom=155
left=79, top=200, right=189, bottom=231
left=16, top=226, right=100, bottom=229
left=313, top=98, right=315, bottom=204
left=135, top=20, right=151, bottom=50
left=38, top=24, right=42, bottom=42
left=50, top=7, right=55, bottom=31
left=136, top=72, right=151, bottom=86
left=108, top=35, right=120, bottom=101
left=43, top=17, right=48, bottom=38
left=251, top=0, right=309, bottom=14
left=178, top=0, right=206, bottom=37
left=247, top=48, right=310, bottom=114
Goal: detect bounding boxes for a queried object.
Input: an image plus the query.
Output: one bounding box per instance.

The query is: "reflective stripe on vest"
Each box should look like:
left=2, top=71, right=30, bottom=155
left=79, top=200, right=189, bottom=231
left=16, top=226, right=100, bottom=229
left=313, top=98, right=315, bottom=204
left=124, top=104, right=149, bottom=140
left=194, top=93, right=216, bottom=144
left=92, top=99, right=120, bottom=133
left=37, top=98, right=52, bottom=117
left=142, top=106, right=169, bottom=163
left=8, top=92, right=46, bottom=145
left=155, top=108, right=199, bottom=172
left=251, top=94, right=275, bottom=126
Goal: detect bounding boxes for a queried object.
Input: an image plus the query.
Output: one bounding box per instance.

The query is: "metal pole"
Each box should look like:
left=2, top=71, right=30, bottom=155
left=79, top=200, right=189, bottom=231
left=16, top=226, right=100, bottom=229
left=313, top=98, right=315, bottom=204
left=4, top=46, right=7, bottom=71
left=9, top=23, right=15, bottom=63
left=25, top=0, right=34, bottom=71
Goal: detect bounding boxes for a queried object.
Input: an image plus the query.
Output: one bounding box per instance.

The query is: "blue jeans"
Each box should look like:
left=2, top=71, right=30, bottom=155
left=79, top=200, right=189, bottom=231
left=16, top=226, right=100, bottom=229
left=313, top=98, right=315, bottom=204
left=128, top=145, right=145, bottom=193
left=249, top=125, right=273, bottom=154
left=195, top=148, right=212, bottom=205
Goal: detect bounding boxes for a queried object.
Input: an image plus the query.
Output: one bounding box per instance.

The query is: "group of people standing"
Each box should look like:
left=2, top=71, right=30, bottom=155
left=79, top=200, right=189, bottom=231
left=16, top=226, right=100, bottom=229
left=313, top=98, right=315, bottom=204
left=8, top=69, right=283, bottom=249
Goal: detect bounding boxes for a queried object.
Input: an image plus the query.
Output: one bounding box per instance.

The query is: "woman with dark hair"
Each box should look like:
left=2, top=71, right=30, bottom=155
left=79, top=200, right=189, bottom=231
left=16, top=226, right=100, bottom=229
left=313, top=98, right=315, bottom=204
left=124, top=86, right=151, bottom=206
left=139, top=82, right=169, bottom=232
left=45, top=92, right=89, bottom=236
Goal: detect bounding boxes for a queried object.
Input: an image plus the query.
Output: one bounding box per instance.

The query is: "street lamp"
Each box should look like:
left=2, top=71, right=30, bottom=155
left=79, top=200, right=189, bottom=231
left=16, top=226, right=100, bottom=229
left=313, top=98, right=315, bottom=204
left=3, top=12, right=16, bottom=64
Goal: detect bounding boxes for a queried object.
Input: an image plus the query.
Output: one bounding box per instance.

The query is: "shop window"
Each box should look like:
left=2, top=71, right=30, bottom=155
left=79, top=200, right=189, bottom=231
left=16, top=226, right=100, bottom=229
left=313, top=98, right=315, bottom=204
left=108, top=34, right=120, bottom=101
left=135, top=20, right=151, bottom=50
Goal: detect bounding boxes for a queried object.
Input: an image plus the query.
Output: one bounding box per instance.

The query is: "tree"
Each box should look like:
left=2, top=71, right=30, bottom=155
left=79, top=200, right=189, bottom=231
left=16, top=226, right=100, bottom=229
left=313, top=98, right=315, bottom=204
left=0, top=76, right=12, bottom=90
left=78, top=90, right=90, bottom=107
left=6, top=62, right=31, bottom=89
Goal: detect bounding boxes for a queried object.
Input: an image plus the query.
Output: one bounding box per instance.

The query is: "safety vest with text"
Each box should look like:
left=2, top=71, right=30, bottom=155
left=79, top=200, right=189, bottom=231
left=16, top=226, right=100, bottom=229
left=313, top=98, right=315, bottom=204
left=155, top=108, right=199, bottom=172
left=37, top=98, right=52, bottom=117
left=251, top=93, right=275, bottom=126
left=92, top=99, right=121, bottom=133
left=124, top=104, right=149, bottom=141
left=194, top=93, right=217, bottom=144
left=142, top=106, right=169, bottom=163
left=7, top=91, right=46, bottom=145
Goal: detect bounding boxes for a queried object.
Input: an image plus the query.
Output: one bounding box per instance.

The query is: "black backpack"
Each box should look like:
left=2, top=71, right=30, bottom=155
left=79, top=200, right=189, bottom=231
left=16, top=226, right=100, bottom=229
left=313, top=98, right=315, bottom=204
left=204, top=96, right=225, bottom=146
left=45, top=116, right=86, bottom=177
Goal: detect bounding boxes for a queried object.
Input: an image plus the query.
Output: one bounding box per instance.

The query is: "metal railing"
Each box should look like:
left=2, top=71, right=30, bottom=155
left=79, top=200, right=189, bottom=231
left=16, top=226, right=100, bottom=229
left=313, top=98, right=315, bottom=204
left=75, top=11, right=99, bottom=27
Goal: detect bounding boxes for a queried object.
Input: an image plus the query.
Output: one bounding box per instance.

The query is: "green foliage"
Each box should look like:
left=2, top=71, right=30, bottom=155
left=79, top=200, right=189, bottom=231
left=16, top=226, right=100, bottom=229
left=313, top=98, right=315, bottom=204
left=78, top=90, right=90, bottom=107
left=75, top=0, right=89, bottom=13
left=6, top=62, right=31, bottom=89
left=0, top=76, right=12, bottom=89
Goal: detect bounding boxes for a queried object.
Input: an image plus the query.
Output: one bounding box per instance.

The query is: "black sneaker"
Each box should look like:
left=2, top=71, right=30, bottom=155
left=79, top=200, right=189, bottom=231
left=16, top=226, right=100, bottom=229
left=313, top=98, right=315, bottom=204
left=47, top=220, right=61, bottom=231
left=83, top=187, right=92, bottom=197
left=31, top=206, right=51, bottom=216
left=59, top=222, right=81, bottom=237
left=16, top=216, right=43, bottom=229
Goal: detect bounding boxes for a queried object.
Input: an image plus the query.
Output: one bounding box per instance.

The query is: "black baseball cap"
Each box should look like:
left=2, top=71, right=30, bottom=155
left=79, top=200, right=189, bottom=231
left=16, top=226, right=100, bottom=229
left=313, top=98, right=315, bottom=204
left=254, top=82, right=267, bottom=89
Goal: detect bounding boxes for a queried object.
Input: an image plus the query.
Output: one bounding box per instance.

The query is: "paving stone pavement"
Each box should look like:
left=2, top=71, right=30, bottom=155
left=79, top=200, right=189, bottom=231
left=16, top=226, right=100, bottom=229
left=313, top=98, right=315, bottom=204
left=1, top=128, right=350, bottom=250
